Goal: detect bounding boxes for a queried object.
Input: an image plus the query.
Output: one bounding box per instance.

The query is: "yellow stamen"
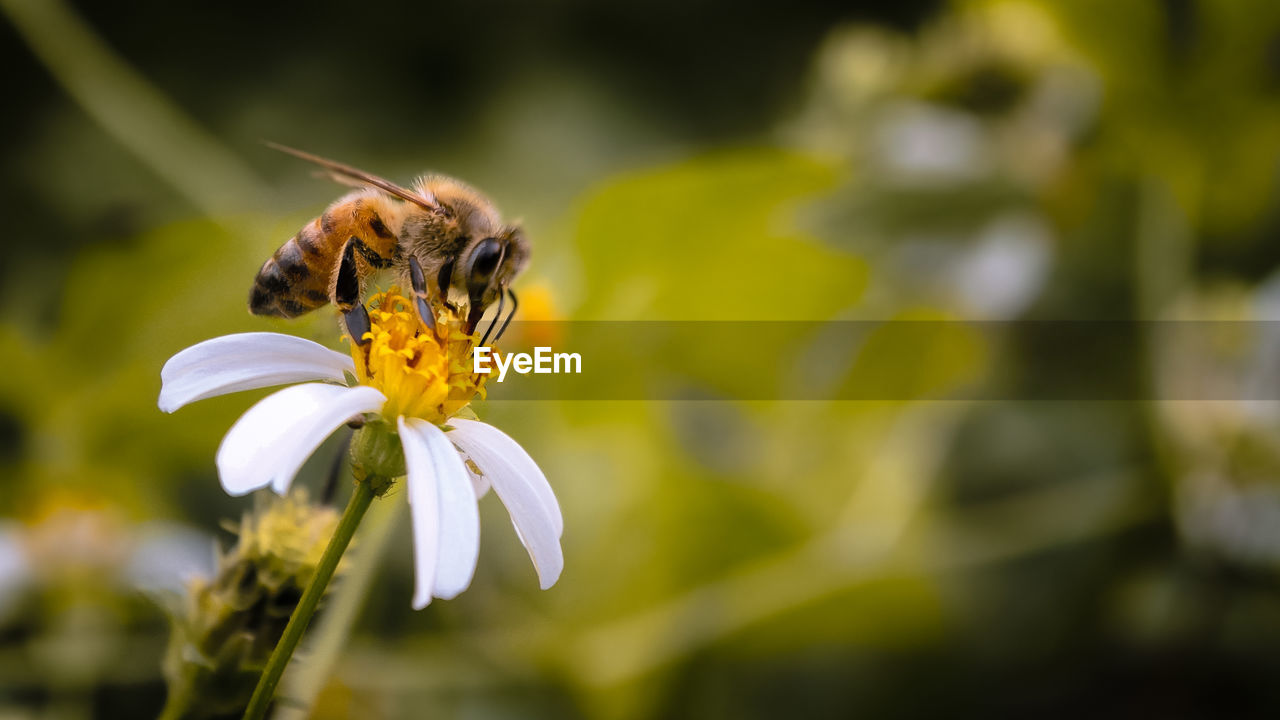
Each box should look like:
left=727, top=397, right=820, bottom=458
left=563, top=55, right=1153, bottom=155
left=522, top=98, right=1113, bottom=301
left=346, top=288, right=493, bottom=425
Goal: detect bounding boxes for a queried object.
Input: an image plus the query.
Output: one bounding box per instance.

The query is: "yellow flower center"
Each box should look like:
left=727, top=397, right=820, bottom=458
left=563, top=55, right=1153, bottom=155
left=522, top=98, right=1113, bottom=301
left=347, top=288, right=491, bottom=425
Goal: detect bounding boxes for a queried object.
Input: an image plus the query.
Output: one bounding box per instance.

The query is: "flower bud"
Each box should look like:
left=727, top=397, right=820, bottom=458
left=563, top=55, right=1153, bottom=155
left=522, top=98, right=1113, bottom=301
left=161, top=491, right=342, bottom=719
left=349, top=421, right=405, bottom=496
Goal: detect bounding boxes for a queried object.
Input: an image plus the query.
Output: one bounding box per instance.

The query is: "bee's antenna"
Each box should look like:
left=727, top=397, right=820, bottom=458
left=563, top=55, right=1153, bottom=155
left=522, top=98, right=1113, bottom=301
left=479, top=288, right=506, bottom=346
left=492, top=288, right=518, bottom=344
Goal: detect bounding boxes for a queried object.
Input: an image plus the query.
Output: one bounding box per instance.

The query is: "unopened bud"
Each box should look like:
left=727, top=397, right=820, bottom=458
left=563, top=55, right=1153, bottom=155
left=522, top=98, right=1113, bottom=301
left=160, top=491, right=343, bottom=719
left=349, top=422, right=405, bottom=496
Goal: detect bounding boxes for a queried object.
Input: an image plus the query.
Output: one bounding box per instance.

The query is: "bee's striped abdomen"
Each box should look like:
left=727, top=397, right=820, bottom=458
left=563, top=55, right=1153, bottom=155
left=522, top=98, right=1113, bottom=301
left=249, top=191, right=406, bottom=318
left=249, top=217, right=338, bottom=317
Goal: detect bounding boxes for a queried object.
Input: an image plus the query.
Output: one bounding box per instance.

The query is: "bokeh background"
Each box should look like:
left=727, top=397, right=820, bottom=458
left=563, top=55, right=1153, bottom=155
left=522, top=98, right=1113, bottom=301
left=5, top=0, right=1280, bottom=717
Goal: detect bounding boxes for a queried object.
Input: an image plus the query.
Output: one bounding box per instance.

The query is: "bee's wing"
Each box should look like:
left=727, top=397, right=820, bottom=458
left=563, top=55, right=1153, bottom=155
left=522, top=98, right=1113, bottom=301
left=264, top=142, right=440, bottom=212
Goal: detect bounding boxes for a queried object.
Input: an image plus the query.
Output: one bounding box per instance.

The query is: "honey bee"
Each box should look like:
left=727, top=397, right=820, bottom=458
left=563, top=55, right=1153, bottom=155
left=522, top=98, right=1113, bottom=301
left=250, top=144, right=529, bottom=344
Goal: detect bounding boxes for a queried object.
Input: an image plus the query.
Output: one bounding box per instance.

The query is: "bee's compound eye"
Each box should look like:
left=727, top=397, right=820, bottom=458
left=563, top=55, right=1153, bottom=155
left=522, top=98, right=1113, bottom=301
left=468, top=238, right=502, bottom=282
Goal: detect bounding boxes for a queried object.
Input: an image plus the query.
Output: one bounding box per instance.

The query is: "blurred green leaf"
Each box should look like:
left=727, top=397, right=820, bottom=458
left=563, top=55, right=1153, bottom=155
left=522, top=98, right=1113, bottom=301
left=574, top=148, right=866, bottom=320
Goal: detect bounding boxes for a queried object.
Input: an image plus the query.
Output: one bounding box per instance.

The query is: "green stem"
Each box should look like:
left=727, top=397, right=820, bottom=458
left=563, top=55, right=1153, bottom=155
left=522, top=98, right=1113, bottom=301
left=242, top=481, right=374, bottom=720
left=274, top=495, right=403, bottom=720
left=156, top=662, right=199, bottom=720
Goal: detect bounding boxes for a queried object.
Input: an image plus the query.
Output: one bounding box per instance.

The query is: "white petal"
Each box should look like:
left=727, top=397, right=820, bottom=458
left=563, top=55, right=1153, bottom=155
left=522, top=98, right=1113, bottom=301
left=451, top=446, right=492, bottom=498
left=216, top=384, right=385, bottom=496
left=447, top=419, right=563, bottom=589
left=400, top=419, right=439, bottom=610
left=400, top=418, right=480, bottom=606
left=159, top=332, right=355, bottom=413
left=448, top=419, right=562, bottom=536
left=469, top=472, right=492, bottom=499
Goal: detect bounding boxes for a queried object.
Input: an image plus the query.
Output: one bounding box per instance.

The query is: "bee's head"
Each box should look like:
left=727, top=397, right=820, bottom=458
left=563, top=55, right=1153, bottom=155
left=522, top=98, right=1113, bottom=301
left=464, top=226, right=529, bottom=334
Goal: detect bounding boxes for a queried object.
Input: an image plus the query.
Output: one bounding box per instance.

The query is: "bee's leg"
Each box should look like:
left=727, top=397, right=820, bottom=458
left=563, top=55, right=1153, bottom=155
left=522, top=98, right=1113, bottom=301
left=493, top=288, right=518, bottom=343
left=436, top=258, right=457, bottom=313
left=336, top=240, right=372, bottom=345
left=350, top=237, right=395, bottom=269
left=408, top=256, right=437, bottom=332
left=344, top=305, right=372, bottom=346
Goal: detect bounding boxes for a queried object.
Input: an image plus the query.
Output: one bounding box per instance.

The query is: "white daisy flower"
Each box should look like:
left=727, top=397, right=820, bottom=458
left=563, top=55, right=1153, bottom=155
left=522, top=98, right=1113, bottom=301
left=158, top=289, right=563, bottom=609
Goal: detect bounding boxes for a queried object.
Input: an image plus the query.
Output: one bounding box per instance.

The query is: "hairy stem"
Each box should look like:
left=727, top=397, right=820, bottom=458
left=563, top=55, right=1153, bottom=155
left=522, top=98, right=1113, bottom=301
left=242, top=481, right=374, bottom=720
left=275, top=496, right=403, bottom=720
